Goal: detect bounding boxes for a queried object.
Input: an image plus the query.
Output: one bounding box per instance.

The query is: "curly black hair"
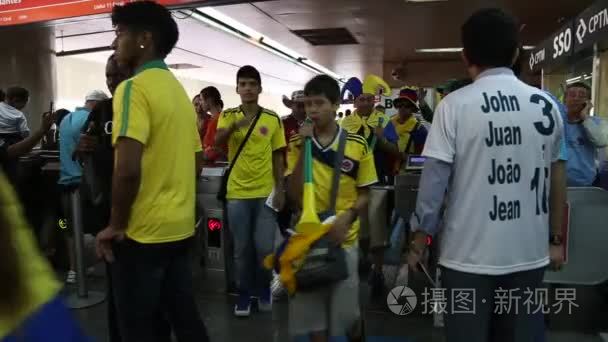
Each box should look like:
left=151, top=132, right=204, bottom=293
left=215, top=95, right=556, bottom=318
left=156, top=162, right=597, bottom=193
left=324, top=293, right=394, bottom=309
left=111, top=1, right=179, bottom=58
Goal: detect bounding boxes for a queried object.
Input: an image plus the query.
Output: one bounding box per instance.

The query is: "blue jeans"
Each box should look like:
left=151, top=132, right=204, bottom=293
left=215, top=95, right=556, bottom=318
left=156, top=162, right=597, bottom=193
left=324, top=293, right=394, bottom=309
left=227, top=198, right=277, bottom=297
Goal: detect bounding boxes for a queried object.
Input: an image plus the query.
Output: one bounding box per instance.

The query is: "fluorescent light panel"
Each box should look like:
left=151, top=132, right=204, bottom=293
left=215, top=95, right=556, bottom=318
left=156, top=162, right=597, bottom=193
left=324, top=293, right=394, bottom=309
left=416, top=45, right=535, bottom=53
left=193, top=7, right=343, bottom=81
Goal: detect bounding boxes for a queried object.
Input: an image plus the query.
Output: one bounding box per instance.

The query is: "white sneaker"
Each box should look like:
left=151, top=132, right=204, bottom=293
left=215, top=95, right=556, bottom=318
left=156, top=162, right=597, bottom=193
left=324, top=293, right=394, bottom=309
left=66, top=270, right=76, bottom=284
left=234, top=302, right=251, bottom=317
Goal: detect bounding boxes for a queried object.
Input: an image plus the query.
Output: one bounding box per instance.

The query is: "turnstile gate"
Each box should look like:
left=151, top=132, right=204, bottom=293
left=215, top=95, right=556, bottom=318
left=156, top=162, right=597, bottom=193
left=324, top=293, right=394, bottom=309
left=197, top=165, right=236, bottom=293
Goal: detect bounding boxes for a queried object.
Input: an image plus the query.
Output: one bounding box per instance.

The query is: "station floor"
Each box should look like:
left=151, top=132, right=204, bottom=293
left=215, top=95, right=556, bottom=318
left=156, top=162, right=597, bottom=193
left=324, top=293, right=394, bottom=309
left=69, top=262, right=608, bottom=342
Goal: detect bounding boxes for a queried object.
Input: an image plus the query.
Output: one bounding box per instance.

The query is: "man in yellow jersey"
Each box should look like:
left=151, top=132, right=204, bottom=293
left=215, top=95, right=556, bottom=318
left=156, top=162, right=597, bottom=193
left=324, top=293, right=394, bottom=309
left=340, top=75, right=400, bottom=297
left=95, top=2, right=208, bottom=341
left=286, top=75, right=377, bottom=341
left=215, top=65, right=286, bottom=317
left=391, top=88, right=428, bottom=162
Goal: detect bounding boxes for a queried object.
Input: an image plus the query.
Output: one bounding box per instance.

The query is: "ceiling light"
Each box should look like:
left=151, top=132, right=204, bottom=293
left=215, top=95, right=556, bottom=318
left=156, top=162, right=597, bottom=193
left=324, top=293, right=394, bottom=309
left=167, top=63, right=201, bottom=70
left=192, top=7, right=344, bottom=81
left=417, top=45, right=536, bottom=53
left=566, top=76, right=582, bottom=83
left=416, top=48, right=462, bottom=53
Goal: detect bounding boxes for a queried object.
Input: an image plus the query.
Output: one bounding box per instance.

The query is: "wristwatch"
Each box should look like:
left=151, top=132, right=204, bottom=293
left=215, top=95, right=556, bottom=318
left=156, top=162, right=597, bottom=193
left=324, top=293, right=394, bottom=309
left=550, top=234, right=563, bottom=246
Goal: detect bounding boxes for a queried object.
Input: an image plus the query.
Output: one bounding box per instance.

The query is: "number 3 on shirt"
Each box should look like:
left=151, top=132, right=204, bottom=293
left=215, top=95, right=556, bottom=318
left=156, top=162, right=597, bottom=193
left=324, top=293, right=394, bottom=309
left=530, top=94, right=555, bottom=136
left=529, top=94, right=555, bottom=216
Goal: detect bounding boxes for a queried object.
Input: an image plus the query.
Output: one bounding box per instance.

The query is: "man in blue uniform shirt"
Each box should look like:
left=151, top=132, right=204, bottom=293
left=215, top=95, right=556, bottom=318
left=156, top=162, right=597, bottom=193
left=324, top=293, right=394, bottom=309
left=562, top=82, right=608, bottom=186
left=58, top=90, right=108, bottom=283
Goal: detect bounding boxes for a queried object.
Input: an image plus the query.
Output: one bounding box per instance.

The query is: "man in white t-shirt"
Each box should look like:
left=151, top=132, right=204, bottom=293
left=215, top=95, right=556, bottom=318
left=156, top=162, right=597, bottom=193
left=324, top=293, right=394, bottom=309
left=407, top=8, right=566, bottom=342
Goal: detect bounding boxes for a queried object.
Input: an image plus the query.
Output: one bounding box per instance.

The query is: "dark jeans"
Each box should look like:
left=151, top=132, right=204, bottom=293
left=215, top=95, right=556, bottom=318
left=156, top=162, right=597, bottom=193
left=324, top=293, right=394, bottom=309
left=441, top=266, right=546, bottom=342
left=109, top=237, right=209, bottom=342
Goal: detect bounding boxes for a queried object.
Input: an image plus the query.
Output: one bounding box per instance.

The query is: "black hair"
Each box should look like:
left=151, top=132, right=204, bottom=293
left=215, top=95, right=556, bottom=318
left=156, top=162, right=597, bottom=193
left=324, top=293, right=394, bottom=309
left=304, top=75, right=340, bottom=105
left=236, top=65, right=261, bottom=86
left=111, top=1, right=179, bottom=58
left=512, top=47, right=523, bottom=77
left=567, top=82, right=592, bottom=98
left=54, top=109, right=71, bottom=126
left=5, top=87, right=29, bottom=101
left=201, top=86, right=223, bottom=108
left=462, top=8, right=519, bottom=68
left=0, top=89, right=4, bottom=102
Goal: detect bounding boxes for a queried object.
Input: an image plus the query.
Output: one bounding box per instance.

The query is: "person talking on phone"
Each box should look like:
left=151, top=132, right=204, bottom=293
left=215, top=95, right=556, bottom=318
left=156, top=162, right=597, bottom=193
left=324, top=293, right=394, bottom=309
left=563, top=82, right=608, bottom=187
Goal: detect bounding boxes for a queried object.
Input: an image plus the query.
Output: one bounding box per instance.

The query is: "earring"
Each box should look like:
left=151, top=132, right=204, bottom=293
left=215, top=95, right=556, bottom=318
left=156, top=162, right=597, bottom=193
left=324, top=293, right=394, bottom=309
left=140, top=45, right=145, bottom=49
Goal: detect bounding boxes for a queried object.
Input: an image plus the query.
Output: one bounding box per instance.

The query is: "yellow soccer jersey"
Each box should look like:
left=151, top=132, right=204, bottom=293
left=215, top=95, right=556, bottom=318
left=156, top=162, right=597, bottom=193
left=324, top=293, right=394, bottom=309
left=217, top=106, right=286, bottom=199
left=286, top=128, right=377, bottom=246
left=112, top=60, right=202, bottom=243
left=340, top=109, right=390, bottom=142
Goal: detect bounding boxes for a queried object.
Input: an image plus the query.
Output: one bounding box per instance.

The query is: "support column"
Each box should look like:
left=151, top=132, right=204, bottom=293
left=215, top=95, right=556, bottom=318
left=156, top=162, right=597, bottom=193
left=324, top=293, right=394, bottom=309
left=0, top=25, right=56, bottom=131
left=593, top=47, right=608, bottom=119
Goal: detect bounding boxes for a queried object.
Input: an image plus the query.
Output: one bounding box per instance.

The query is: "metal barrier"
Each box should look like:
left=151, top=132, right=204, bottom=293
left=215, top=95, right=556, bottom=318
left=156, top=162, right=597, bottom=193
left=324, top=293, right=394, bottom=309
left=64, top=188, right=105, bottom=309
left=197, top=166, right=236, bottom=293
left=544, top=187, right=608, bottom=285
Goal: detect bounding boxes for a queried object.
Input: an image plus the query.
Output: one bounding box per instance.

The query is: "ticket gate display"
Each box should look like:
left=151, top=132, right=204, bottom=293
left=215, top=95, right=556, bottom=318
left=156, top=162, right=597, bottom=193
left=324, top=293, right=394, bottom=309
left=394, top=155, right=425, bottom=221
left=197, top=165, right=236, bottom=293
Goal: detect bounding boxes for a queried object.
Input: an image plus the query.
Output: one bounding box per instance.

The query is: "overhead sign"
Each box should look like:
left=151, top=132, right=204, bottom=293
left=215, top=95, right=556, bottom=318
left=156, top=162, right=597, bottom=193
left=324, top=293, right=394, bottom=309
left=0, top=0, right=217, bottom=27
left=574, top=0, right=608, bottom=52
left=528, top=21, right=574, bottom=73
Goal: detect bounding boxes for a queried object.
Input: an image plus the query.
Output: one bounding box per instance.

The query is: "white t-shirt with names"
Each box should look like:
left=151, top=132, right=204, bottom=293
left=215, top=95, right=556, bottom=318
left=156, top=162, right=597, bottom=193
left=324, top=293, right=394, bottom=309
left=424, top=68, right=563, bottom=275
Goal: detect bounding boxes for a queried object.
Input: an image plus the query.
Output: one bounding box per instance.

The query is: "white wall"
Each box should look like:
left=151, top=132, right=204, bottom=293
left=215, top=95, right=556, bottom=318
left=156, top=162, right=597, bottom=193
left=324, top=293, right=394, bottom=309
left=56, top=56, right=292, bottom=116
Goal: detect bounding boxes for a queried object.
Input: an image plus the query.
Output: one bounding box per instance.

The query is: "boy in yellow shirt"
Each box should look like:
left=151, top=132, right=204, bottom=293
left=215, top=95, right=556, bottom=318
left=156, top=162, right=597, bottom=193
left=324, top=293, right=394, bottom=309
left=286, top=75, right=377, bottom=341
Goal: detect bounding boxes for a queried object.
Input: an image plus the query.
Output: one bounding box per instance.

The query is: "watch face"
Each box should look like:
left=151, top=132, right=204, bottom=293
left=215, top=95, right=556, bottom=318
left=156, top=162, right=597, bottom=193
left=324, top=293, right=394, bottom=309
left=551, top=235, right=563, bottom=245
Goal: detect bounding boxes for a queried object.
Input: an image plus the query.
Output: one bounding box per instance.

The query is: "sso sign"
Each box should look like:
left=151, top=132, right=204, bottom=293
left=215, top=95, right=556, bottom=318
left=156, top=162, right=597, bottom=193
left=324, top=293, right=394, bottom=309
left=575, top=0, right=608, bottom=52
left=552, top=27, right=573, bottom=59
left=528, top=21, right=574, bottom=73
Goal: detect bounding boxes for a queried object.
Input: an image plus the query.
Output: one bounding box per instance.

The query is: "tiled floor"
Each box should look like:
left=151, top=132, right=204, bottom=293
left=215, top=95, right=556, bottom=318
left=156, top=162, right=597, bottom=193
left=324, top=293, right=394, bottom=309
left=70, top=263, right=608, bottom=342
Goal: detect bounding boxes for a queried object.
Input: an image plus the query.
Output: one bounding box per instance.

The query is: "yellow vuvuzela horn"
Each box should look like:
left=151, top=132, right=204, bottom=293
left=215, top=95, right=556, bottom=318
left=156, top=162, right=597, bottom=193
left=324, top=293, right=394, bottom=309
left=295, top=136, right=321, bottom=233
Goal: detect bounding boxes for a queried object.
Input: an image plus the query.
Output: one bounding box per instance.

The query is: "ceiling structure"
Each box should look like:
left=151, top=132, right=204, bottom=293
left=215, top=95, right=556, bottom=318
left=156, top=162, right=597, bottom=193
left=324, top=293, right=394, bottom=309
left=49, top=0, right=596, bottom=90
left=53, top=12, right=317, bottom=95
left=216, top=0, right=596, bottom=86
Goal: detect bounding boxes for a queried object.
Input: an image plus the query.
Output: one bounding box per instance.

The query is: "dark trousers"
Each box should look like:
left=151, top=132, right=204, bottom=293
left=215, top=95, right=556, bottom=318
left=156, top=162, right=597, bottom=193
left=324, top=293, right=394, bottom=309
left=109, top=237, right=209, bottom=342
left=105, top=262, right=122, bottom=342
left=441, top=266, right=546, bottom=342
